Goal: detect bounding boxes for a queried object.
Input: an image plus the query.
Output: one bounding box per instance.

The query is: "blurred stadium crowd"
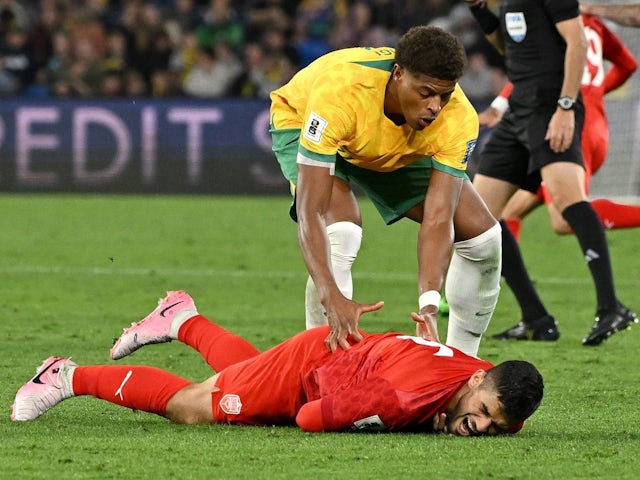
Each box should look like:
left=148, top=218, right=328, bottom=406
left=0, top=0, right=507, bottom=101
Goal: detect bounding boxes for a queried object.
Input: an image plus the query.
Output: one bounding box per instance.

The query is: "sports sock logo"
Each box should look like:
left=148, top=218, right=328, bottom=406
left=115, top=370, right=133, bottom=400
left=584, top=249, right=600, bottom=263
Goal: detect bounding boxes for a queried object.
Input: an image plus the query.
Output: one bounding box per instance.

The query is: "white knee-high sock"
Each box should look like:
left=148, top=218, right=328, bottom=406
left=445, top=223, right=502, bottom=356
left=305, top=221, right=363, bottom=329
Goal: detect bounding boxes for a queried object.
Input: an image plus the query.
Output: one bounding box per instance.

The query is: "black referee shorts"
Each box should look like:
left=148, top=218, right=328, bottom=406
left=476, top=99, right=585, bottom=193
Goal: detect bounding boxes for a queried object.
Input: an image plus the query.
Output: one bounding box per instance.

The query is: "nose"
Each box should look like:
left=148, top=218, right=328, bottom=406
left=426, top=95, right=443, bottom=114
left=475, top=416, right=492, bottom=433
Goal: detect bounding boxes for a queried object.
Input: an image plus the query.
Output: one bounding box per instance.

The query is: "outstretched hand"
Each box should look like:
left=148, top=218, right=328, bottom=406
left=411, top=311, right=440, bottom=343
left=325, top=299, right=384, bottom=352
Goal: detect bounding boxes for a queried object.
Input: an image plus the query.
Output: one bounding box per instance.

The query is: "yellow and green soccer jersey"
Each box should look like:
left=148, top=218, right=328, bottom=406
left=270, top=46, right=479, bottom=175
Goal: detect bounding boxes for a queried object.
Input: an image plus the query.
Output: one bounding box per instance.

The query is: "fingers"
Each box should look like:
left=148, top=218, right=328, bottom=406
left=362, top=300, right=384, bottom=313
left=325, top=327, right=354, bottom=352
left=411, top=312, right=440, bottom=343
left=324, top=300, right=383, bottom=352
left=432, top=412, right=448, bottom=433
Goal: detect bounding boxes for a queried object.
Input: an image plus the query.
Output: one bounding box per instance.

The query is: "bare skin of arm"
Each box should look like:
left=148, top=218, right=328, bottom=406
left=545, top=17, right=588, bottom=153
left=408, top=169, right=463, bottom=342
left=296, top=162, right=384, bottom=351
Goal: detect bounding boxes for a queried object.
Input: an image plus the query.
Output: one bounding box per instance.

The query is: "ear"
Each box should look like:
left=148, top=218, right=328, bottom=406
left=393, top=63, right=403, bottom=80
left=468, top=369, right=487, bottom=389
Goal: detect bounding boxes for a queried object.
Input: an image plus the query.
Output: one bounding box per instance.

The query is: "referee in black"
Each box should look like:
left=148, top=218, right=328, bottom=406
left=465, top=0, right=637, bottom=345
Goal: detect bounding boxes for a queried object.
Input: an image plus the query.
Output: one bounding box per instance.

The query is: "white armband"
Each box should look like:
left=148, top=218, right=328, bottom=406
left=490, top=95, right=509, bottom=114
left=418, top=290, right=441, bottom=312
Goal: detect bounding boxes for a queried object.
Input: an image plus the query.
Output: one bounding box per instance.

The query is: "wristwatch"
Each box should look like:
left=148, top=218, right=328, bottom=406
left=557, top=96, right=576, bottom=110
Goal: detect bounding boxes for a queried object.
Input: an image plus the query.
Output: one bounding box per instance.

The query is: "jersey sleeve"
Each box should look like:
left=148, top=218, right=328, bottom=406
left=544, top=0, right=580, bottom=23
left=431, top=89, right=479, bottom=174
left=299, top=375, right=403, bottom=432
left=296, top=72, right=355, bottom=168
left=597, top=17, right=638, bottom=93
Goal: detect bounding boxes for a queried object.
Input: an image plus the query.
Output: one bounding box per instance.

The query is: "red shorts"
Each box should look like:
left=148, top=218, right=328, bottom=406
left=210, top=327, right=335, bottom=426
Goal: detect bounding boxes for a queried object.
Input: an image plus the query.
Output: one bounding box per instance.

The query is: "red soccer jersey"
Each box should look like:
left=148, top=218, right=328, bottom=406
left=211, top=327, right=493, bottom=432
left=581, top=14, right=637, bottom=178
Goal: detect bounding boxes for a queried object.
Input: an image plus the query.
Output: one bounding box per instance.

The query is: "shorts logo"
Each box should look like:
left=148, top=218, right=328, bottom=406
left=463, top=139, right=477, bottom=164
left=505, top=12, right=526, bottom=42
left=303, top=112, right=328, bottom=144
left=219, top=394, right=242, bottom=415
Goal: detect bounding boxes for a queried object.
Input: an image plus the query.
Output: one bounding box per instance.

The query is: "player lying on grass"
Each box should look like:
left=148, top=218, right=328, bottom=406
left=12, top=291, right=543, bottom=435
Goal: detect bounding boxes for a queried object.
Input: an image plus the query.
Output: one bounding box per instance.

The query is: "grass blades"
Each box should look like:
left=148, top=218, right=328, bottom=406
left=1, top=194, right=639, bottom=479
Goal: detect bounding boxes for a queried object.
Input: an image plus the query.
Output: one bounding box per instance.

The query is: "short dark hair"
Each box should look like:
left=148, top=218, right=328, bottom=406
left=485, top=360, right=544, bottom=425
left=394, top=25, right=466, bottom=81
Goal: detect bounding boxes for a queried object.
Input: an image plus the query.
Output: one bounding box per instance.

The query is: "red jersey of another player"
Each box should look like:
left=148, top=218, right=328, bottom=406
left=211, top=327, right=493, bottom=432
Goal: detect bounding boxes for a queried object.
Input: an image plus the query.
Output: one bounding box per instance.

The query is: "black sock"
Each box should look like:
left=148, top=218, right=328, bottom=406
left=562, top=201, right=617, bottom=311
left=499, top=220, right=549, bottom=323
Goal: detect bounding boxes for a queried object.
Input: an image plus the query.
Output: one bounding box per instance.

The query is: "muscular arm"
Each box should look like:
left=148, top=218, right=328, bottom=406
left=296, top=163, right=383, bottom=351
left=545, top=16, right=588, bottom=153
left=296, top=163, right=338, bottom=298
left=557, top=17, right=588, bottom=102
left=414, top=169, right=462, bottom=341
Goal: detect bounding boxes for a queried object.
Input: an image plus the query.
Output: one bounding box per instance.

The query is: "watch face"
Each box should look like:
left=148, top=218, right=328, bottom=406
left=558, top=97, right=574, bottom=110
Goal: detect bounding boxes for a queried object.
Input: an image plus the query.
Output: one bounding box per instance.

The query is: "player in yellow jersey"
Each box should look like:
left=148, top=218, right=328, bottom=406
left=270, top=26, right=501, bottom=356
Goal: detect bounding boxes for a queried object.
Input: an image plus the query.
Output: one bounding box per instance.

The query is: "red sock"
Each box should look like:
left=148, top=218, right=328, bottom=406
left=591, top=199, right=640, bottom=230
left=72, top=365, right=192, bottom=416
left=178, top=315, right=260, bottom=371
left=504, top=218, right=522, bottom=242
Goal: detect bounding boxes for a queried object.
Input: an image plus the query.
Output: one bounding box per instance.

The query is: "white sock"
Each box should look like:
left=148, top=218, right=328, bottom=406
left=60, top=362, right=77, bottom=398
left=445, top=223, right=502, bottom=356
left=169, top=308, right=199, bottom=339
left=305, top=221, right=363, bottom=329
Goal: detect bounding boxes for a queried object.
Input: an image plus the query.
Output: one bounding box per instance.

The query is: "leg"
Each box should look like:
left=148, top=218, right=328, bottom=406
left=111, top=291, right=260, bottom=370
left=12, top=356, right=200, bottom=423
left=474, top=176, right=558, bottom=341
left=471, top=174, right=518, bottom=220
left=543, top=162, right=614, bottom=311
left=165, top=376, right=220, bottom=424
left=590, top=199, right=640, bottom=230
left=542, top=162, right=637, bottom=345
left=445, top=180, right=502, bottom=356
left=501, top=188, right=545, bottom=241
left=305, top=178, right=363, bottom=328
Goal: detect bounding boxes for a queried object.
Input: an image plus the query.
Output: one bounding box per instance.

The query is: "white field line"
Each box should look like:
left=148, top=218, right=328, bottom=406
left=2, top=264, right=640, bottom=286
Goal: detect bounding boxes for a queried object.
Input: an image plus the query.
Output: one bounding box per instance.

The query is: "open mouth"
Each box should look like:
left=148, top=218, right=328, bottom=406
left=419, top=117, right=434, bottom=128
left=461, top=417, right=476, bottom=436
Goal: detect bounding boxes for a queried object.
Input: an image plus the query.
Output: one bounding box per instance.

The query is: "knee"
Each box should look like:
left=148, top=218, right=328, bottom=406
left=327, top=221, right=363, bottom=258
left=454, top=223, right=502, bottom=263
left=550, top=218, right=572, bottom=235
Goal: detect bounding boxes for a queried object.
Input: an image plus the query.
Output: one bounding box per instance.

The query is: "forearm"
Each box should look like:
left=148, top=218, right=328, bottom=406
left=298, top=214, right=342, bottom=303
left=561, top=43, right=586, bottom=100
left=558, top=19, right=588, bottom=100
left=417, top=219, right=453, bottom=299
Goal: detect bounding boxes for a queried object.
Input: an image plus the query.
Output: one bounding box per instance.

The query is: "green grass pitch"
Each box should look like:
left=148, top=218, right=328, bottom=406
left=1, top=194, right=639, bottom=479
